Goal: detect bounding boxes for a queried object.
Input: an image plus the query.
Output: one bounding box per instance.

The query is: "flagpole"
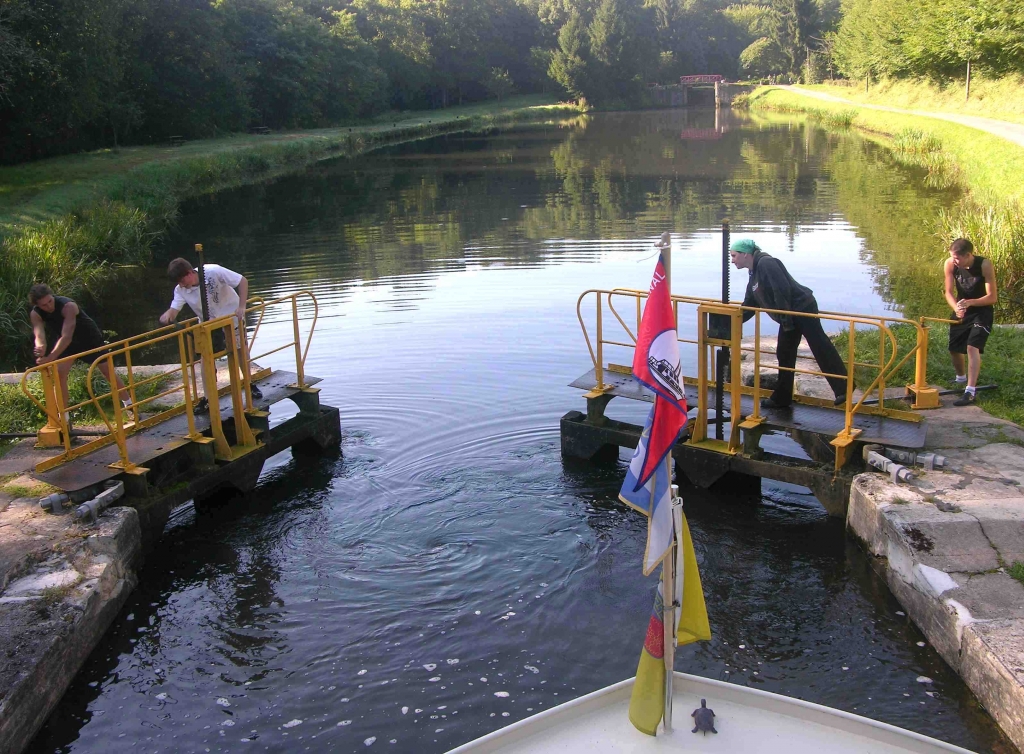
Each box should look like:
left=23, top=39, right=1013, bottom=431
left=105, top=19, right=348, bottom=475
left=659, top=229, right=675, bottom=733
left=662, top=467, right=677, bottom=732
left=658, top=231, right=671, bottom=287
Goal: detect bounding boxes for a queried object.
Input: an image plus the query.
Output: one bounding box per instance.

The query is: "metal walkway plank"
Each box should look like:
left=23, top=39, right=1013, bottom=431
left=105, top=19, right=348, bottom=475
left=35, top=371, right=320, bottom=491
left=569, top=368, right=926, bottom=449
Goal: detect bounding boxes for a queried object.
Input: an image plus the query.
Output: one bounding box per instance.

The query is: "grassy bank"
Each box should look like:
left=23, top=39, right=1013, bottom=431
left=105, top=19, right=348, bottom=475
left=745, top=87, right=1024, bottom=322
left=833, top=324, right=1024, bottom=426
left=0, top=366, right=176, bottom=457
left=0, top=95, right=578, bottom=359
left=806, top=76, right=1024, bottom=127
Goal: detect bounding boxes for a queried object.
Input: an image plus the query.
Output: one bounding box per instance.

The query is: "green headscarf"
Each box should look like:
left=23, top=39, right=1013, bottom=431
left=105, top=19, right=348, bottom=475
left=729, top=239, right=759, bottom=255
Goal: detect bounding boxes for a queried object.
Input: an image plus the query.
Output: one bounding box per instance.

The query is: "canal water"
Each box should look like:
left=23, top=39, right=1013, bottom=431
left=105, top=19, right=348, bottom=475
left=30, top=110, right=1012, bottom=752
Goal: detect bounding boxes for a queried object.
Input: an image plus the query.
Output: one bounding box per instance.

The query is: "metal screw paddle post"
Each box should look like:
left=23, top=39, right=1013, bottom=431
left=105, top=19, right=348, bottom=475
left=716, top=222, right=730, bottom=439
left=195, top=243, right=211, bottom=322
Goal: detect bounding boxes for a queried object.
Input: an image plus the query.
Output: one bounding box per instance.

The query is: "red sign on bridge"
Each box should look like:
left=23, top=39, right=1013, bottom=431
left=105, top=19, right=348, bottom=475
left=679, top=75, right=725, bottom=85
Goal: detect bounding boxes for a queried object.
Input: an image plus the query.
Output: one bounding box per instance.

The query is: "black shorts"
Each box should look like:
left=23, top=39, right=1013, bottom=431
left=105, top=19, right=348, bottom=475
left=949, top=309, right=993, bottom=354
left=56, top=336, right=107, bottom=360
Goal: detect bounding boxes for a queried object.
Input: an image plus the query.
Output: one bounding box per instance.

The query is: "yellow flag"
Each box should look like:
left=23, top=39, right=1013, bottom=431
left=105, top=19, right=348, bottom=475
left=676, top=511, right=711, bottom=646
left=628, top=584, right=667, bottom=736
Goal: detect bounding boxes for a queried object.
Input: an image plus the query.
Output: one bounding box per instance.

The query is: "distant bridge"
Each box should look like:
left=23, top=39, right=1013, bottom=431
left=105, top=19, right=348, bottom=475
left=647, top=76, right=749, bottom=108
left=679, top=75, right=725, bottom=85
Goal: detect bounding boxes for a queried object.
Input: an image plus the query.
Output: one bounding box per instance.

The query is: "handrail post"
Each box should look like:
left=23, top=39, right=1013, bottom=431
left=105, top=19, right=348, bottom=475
left=915, top=320, right=928, bottom=394
left=124, top=348, right=138, bottom=424
left=845, top=322, right=856, bottom=437
left=178, top=332, right=202, bottom=441
left=595, top=293, right=605, bottom=391
left=693, top=306, right=708, bottom=444
left=185, top=326, right=200, bottom=403
left=877, top=325, right=886, bottom=411
left=226, top=319, right=258, bottom=448
left=727, top=308, right=742, bottom=452
left=36, top=366, right=65, bottom=448
left=198, top=322, right=232, bottom=460
left=828, top=319, right=864, bottom=471
left=292, top=295, right=306, bottom=389
left=108, top=354, right=134, bottom=471
left=907, top=319, right=941, bottom=409
left=235, top=311, right=254, bottom=411
left=752, top=313, right=762, bottom=422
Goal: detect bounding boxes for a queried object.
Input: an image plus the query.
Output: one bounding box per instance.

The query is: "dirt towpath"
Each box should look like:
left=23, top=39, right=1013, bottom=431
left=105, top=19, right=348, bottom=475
left=781, top=85, right=1024, bottom=149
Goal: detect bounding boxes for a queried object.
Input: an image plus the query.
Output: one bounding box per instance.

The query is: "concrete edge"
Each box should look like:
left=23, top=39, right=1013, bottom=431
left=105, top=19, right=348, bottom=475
left=848, top=473, right=1024, bottom=752
left=0, top=506, right=142, bottom=754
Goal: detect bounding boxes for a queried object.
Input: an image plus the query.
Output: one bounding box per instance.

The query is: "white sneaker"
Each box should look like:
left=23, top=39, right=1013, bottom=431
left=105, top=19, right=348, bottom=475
left=954, top=374, right=967, bottom=383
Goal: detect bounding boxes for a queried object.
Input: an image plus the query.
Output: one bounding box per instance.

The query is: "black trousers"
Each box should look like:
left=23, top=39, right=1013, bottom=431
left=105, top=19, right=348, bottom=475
left=772, top=309, right=848, bottom=405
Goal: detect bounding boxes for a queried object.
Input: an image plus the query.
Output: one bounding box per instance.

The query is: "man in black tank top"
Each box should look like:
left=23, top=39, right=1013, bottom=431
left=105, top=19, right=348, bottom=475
left=943, top=238, right=998, bottom=406
left=28, top=283, right=129, bottom=416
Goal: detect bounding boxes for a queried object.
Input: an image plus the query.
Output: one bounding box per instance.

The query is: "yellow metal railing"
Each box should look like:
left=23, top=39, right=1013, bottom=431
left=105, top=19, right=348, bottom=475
left=21, top=291, right=318, bottom=474
left=576, top=288, right=943, bottom=467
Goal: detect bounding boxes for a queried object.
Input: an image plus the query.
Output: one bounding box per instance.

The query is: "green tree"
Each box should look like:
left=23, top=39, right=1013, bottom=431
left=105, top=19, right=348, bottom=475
left=768, top=0, right=817, bottom=76
left=549, top=10, right=593, bottom=101
left=351, top=0, right=436, bottom=109
left=739, top=36, right=787, bottom=78
left=0, top=0, right=140, bottom=161
left=834, top=0, right=1024, bottom=83
left=133, top=0, right=251, bottom=139
left=485, top=67, right=515, bottom=100
left=322, top=9, right=388, bottom=121
left=587, top=0, right=656, bottom=103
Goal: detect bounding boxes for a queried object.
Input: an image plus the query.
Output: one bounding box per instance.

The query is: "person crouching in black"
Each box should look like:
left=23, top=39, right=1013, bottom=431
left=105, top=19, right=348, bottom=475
left=29, top=283, right=130, bottom=417
left=729, top=239, right=848, bottom=409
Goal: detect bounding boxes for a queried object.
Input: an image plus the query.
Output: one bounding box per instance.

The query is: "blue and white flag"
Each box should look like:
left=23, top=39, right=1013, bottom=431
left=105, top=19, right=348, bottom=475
left=619, top=408, right=676, bottom=575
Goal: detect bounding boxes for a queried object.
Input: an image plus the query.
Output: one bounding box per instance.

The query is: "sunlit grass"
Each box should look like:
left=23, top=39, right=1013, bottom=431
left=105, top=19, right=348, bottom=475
left=747, top=87, right=1024, bottom=324
left=0, top=367, right=177, bottom=456
left=0, top=95, right=564, bottom=234
left=747, top=88, right=1024, bottom=204
left=832, top=323, right=1024, bottom=425
left=743, top=97, right=856, bottom=129
left=807, top=76, right=1024, bottom=127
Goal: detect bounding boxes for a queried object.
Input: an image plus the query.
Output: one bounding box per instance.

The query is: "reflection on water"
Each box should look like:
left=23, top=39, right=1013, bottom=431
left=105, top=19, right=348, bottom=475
left=86, top=107, right=958, bottom=347
left=31, top=110, right=1010, bottom=753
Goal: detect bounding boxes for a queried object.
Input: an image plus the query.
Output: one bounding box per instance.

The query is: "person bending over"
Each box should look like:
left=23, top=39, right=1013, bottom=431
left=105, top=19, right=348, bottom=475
left=729, top=239, right=848, bottom=409
left=944, top=238, right=997, bottom=406
left=29, top=284, right=129, bottom=418
left=158, top=257, right=261, bottom=412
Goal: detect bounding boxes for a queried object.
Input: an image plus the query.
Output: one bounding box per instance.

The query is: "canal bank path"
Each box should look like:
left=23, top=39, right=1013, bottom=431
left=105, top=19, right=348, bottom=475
left=781, top=85, right=1024, bottom=149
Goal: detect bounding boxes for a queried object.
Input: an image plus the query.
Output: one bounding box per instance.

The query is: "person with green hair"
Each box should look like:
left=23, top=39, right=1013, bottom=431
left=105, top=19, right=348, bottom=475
left=729, top=239, right=848, bottom=409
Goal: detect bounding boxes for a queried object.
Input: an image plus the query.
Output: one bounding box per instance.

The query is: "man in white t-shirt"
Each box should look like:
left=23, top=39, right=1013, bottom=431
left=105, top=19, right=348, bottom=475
left=159, top=257, right=261, bottom=410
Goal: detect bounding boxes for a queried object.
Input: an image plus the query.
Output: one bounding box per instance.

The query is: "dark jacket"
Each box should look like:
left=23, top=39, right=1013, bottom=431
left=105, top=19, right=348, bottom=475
left=741, top=251, right=817, bottom=331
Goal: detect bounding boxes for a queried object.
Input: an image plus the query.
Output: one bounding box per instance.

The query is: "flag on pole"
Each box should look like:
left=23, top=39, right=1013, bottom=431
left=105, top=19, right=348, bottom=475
left=618, top=253, right=688, bottom=575
left=620, top=252, right=711, bottom=736
left=628, top=254, right=686, bottom=490
left=619, top=411, right=675, bottom=575
left=628, top=506, right=711, bottom=735
left=627, top=582, right=668, bottom=736
left=675, top=510, right=711, bottom=647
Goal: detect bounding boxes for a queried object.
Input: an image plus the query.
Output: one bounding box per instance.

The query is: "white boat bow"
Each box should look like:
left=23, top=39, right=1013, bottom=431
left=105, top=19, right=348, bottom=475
left=447, top=671, right=974, bottom=753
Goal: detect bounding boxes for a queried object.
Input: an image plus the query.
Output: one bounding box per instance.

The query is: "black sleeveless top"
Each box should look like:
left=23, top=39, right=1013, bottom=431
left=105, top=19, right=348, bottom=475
left=953, top=255, right=988, bottom=302
left=33, top=296, right=105, bottom=356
